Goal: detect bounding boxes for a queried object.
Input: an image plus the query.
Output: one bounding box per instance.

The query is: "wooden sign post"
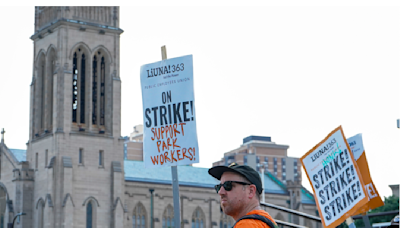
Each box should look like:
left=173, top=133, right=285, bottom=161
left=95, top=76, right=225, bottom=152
left=161, top=45, right=181, bottom=228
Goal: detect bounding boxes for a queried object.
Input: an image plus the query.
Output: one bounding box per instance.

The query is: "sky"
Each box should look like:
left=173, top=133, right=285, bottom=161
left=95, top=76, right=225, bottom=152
left=1, top=1, right=399, bottom=201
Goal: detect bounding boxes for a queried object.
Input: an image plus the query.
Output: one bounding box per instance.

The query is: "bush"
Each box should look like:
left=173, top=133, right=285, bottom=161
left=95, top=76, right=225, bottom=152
left=337, top=195, right=398, bottom=228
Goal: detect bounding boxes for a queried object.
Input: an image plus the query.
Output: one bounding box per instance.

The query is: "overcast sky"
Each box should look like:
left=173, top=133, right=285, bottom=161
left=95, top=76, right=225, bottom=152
left=1, top=1, right=399, bottom=200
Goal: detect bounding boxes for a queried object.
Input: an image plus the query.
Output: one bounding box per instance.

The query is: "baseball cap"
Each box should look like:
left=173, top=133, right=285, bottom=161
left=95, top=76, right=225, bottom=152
left=208, top=162, right=263, bottom=194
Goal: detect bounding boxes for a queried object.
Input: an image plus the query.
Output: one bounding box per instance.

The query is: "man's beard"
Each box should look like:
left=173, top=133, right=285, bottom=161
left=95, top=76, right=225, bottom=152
left=221, top=200, right=234, bottom=215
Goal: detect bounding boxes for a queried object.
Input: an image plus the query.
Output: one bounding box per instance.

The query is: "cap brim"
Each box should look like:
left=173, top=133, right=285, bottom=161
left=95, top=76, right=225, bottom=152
left=208, top=166, right=242, bottom=180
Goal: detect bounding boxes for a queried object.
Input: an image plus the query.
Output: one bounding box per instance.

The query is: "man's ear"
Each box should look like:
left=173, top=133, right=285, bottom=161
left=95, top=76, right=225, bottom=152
left=248, top=185, right=257, bottom=198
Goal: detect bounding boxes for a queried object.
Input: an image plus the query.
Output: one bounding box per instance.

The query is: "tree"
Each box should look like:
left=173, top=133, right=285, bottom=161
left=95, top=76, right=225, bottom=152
left=337, top=195, right=399, bottom=228
left=354, top=195, right=399, bottom=227
left=366, top=195, right=399, bottom=225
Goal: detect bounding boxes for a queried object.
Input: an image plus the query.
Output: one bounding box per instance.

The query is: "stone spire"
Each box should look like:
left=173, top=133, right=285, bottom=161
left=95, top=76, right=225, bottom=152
left=1, top=128, right=5, bottom=144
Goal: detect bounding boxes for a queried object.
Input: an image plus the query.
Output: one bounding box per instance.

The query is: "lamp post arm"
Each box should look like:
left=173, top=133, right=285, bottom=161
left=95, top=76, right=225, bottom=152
left=9, top=212, right=26, bottom=228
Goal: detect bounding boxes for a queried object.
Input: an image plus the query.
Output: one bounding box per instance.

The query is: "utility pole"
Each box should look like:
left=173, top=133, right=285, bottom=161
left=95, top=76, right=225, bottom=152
left=257, top=162, right=267, bottom=203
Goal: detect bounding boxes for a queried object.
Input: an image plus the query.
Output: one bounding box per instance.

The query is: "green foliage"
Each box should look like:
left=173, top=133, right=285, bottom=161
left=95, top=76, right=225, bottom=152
left=354, top=217, right=366, bottom=227
left=335, top=195, right=398, bottom=228
left=368, top=195, right=399, bottom=224
left=353, top=195, right=399, bottom=227
left=340, top=220, right=349, bottom=228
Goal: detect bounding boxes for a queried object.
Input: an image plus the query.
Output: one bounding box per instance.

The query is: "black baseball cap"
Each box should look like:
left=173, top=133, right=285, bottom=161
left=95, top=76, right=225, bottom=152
left=208, top=162, right=263, bottom=194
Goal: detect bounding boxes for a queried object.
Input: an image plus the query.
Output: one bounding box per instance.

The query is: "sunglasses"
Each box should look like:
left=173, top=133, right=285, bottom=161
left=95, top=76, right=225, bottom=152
left=214, top=181, right=251, bottom=193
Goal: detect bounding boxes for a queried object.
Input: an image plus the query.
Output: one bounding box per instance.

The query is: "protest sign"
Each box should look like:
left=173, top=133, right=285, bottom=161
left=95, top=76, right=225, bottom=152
left=140, top=55, right=199, bottom=168
left=347, top=134, right=384, bottom=215
left=301, top=126, right=368, bottom=228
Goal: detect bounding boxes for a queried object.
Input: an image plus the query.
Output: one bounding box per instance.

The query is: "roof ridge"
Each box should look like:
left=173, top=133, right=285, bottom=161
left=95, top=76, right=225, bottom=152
left=264, top=170, right=287, bottom=190
left=301, top=187, right=315, bottom=201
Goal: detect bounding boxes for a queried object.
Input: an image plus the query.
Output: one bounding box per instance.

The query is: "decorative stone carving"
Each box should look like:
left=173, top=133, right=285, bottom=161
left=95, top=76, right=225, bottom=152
left=63, top=63, right=72, bottom=74
left=53, top=62, right=60, bottom=75
left=112, top=70, right=119, bottom=79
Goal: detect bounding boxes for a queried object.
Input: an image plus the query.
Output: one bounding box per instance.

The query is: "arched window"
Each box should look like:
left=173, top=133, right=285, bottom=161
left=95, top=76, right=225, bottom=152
left=191, top=207, right=205, bottom=228
left=275, top=213, right=285, bottom=228
left=86, top=201, right=93, bottom=228
left=92, top=55, right=97, bottom=125
left=35, top=53, right=46, bottom=135
left=0, top=186, right=6, bottom=228
left=80, top=53, right=86, bottom=123
left=72, top=48, right=86, bottom=124
left=36, top=199, right=44, bottom=228
left=40, top=57, right=45, bottom=131
left=162, top=205, right=174, bottom=228
left=132, top=202, right=146, bottom=228
left=72, top=52, right=78, bottom=122
left=92, top=51, right=106, bottom=128
left=83, top=197, right=98, bottom=228
left=219, top=213, right=234, bottom=228
left=100, top=56, right=105, bottom=126
left=275, top=212, right=284, bottom=221
left=47, top=48, right=56, bottom=131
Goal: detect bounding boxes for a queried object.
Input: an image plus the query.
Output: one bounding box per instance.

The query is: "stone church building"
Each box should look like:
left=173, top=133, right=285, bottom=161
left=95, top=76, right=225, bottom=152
left=0, top=6, right=318, bottom=228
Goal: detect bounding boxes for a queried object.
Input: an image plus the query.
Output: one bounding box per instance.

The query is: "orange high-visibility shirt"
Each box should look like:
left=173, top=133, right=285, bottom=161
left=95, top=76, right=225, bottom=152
left=235, top=210, right=277, bottom=228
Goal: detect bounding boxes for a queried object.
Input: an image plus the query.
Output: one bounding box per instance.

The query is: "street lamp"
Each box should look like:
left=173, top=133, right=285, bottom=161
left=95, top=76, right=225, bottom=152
left=257, top=162, right=267, bottom=203
left=149, top=189, right=154, bottom=228
left=7, top=212, right=26, bottom=228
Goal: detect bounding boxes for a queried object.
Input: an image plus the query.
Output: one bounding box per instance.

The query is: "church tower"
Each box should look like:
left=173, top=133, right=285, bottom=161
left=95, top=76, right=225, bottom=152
left=27, top=6, right=125, bottom=228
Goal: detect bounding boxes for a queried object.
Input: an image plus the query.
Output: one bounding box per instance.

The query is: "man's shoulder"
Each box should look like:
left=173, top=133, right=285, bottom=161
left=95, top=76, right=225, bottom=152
left=235, top=218, right=270, bottom=228
left=235, top=210, right=277, bottom=228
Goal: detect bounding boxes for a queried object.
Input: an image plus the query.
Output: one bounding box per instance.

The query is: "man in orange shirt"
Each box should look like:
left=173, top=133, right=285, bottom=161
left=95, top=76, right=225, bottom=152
left=209, top=163, right=279, bottom=228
